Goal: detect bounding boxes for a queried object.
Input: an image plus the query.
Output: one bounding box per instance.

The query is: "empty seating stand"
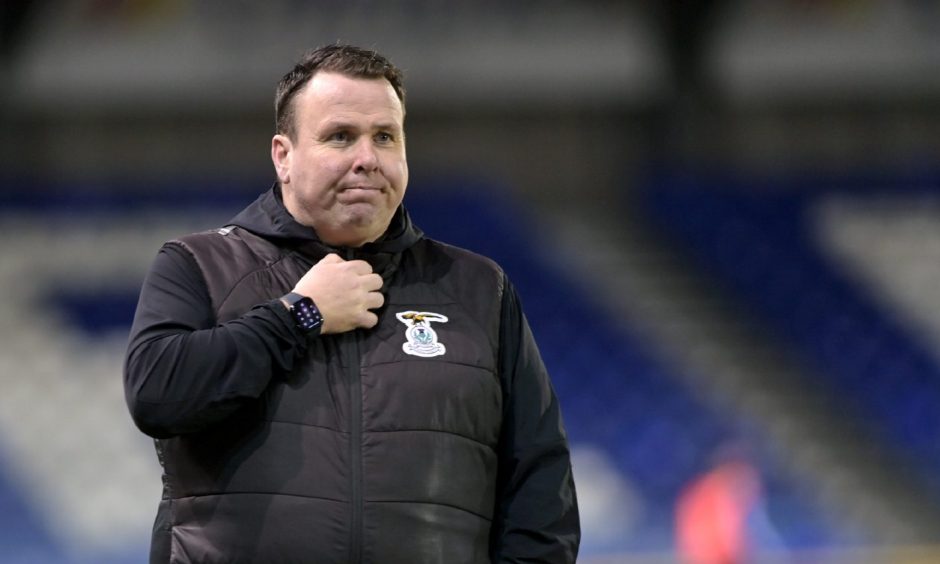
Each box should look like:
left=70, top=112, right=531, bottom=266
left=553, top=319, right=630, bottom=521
left=642, top=170, right=940, bottom=504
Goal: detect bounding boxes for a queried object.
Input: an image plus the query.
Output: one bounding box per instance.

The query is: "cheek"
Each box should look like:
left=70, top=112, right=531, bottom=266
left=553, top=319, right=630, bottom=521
left=399, top=163, right=409, bottom=190
left=313, top=156, right=348, bottom=178
left=296, top=154, right=346, bottom=187
left=388, top=156, right=409, bottom=188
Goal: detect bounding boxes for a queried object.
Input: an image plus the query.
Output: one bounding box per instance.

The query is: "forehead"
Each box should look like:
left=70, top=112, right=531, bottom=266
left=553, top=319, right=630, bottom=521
left=294, top=71, right=403, bottom=126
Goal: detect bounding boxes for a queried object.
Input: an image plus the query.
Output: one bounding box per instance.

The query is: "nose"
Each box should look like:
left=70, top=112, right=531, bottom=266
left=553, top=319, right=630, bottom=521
left=352, top=138, right=379, bottom=174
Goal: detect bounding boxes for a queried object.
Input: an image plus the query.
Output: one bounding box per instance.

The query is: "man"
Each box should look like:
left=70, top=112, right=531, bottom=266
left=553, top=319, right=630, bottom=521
left=124, top=44, right=579, bottom=564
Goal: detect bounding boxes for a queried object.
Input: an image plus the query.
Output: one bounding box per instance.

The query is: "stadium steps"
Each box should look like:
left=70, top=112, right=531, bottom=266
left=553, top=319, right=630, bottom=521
left=538, top=200, right=940, bottom=545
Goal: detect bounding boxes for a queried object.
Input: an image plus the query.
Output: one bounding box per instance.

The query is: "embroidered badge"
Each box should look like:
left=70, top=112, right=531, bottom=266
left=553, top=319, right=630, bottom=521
left=396, top=311, right=448, bottom=358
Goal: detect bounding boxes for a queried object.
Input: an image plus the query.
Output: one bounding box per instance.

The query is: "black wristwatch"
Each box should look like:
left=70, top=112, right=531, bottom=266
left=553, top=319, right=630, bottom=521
left=282, top=292, right=324, bottom=335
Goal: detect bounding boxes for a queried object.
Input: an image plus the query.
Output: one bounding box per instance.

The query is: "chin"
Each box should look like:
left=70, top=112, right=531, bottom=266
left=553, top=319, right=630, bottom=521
left=334, top=219, right=385, bottom=246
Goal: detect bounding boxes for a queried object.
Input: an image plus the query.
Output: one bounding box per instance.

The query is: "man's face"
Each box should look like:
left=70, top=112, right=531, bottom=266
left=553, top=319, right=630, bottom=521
left=272, top=71, right=408, bottom=247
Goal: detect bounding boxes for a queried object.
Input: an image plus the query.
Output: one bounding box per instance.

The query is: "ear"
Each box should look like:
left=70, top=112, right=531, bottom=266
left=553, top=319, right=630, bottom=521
left=271, top=134, right=293, bottom=184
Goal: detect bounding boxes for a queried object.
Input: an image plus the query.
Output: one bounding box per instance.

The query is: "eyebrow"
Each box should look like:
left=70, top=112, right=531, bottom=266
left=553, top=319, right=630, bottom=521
left=318, top=120, right=402, bottom=133
left=373, top=122, right=403, bottom=132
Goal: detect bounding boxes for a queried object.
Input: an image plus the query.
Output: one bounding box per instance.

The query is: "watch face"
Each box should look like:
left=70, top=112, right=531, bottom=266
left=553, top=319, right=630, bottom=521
left=291, top=297, right=323, bottom=333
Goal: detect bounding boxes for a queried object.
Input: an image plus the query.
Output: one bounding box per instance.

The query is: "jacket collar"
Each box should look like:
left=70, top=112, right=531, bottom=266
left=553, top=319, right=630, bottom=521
left=228, top=183, right=423, bottom=280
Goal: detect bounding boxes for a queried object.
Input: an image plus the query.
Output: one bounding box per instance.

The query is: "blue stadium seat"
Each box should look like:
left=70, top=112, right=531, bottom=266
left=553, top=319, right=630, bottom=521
left=642, top=171, right=940, bottom=503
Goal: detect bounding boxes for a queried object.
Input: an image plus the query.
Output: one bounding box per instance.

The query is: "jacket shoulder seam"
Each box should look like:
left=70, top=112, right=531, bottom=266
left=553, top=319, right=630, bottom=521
left=170, top=228, right=291, bottom=317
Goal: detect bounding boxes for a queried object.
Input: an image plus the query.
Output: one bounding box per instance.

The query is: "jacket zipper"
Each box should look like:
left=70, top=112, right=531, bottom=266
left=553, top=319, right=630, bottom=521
left=345, top=249, right=363, bottom=563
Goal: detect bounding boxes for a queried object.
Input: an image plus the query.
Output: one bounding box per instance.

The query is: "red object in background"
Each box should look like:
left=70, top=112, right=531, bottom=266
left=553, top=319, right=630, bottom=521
left=675, top=459, right=762, bottom=564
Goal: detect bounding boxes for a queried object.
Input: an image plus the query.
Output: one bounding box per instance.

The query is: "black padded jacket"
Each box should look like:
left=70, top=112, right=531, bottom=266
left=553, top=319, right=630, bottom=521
left=124, top=186, right=579, bottom=563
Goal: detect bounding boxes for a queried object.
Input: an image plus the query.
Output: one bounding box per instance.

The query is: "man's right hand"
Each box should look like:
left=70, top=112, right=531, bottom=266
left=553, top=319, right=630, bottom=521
left=290, top=253, right=384, bottom=334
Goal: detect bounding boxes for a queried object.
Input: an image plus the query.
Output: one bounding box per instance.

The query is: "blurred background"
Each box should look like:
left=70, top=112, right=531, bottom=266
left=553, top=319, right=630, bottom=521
left=2, top=0, right=940, bottom=562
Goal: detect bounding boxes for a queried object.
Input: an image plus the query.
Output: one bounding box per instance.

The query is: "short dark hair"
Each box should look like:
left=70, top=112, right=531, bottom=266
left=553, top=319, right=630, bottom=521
left=275, top=44, right=406, bottom=139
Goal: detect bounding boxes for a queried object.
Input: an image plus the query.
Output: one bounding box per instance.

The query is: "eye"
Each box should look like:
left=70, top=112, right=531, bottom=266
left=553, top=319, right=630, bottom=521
left=328, top=131, right=349, bottom=143
left=375, top=132, right=394, bottom=144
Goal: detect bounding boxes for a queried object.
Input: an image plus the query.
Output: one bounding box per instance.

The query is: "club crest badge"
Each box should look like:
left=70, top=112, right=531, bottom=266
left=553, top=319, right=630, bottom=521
left=396, top=311, right=448, bottom=358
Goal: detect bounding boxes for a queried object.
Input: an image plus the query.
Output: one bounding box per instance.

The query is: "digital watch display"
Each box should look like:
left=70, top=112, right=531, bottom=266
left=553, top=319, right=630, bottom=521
left=283, top=292, right=324, bottom=335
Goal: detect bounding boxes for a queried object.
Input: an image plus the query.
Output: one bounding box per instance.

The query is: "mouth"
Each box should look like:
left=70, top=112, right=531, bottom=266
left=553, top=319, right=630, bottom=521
left=338, top=185, right=384, bottom=202
left=342, top=185, right=381, bottom=192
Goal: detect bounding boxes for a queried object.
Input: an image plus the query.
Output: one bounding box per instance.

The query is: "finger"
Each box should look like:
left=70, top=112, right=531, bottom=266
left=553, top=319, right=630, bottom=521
left=359, top=311, right=379, bottom=329
left=364, top=291, right=385, bottom=310
left=361, top=273, right=383, bottom=292
left=319, top=253, right=344, bottom=264
left=346, top=260, right=374, bottom=275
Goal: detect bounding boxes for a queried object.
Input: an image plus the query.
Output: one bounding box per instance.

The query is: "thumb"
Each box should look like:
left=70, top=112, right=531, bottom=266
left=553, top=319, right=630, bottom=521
left=319, top=253, right=344, bottom=264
